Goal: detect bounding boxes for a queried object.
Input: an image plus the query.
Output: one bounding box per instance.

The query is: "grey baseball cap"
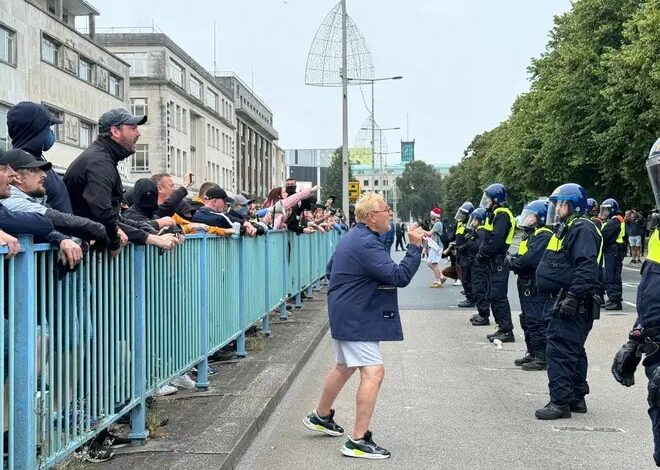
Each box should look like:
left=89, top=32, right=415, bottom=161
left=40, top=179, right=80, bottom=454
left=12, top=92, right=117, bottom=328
left=232, top=194, right=253, bottom=206
left=98, top=108, right=147, bottom=132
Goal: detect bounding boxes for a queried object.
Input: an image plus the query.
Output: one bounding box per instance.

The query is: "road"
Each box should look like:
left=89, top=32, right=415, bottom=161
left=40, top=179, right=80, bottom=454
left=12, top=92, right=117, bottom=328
left=236, top=251, right=654, bottom=470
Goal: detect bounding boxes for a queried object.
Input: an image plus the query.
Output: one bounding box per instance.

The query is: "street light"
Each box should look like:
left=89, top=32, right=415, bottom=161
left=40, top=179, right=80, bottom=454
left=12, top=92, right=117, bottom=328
left=348, top=76, right=403, bottom=192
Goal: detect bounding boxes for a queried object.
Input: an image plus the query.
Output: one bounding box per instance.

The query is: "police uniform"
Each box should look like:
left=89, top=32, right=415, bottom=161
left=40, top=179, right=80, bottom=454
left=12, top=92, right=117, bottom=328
left=601, top=213, right=625, bottom=306
left=479, top=205, right=516, bottom=333
left=536, top=216, right=602, bottom=414
left=455, top=220, right=474, bottom=305
left=509, top=225, right=553, bottom=367
left=469, top=224, right=492, bottom=323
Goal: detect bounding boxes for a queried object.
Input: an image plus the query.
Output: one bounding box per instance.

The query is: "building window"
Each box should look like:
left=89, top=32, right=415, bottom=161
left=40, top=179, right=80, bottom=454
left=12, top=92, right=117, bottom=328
left=41, top=35, right=59, bottom=66
left=78, top=57, right=93, bottom=83
left=182, top=109, right=187, bottom=133
left=175, top=148, right=181, bottom=176
left=207, top=124, right=211, bottom=146
left=182, top=150, right=187, bottom=174
left=190, top=75, right=202, bottom=100
left=132, top=144, right=149, bottom=172
left=108, top=74, right=122, bottom=98
left=0, top=104, right=8, bottom=152
left=363, top=179, right=369, bottom=187
left=130, top=98, right=148, bottom=116
left=79, top=121, right=93, bottom=148
left=117, top=53, right=147, bottom=77
left=168, top=59, right=183, bottom=87
left=175, top=105, right=181, bottom=130
left=0, top=26, right=16, bottom=66
left=206, top=89, right=217, bottom=112
left=44, top=107, right=64, bottom=141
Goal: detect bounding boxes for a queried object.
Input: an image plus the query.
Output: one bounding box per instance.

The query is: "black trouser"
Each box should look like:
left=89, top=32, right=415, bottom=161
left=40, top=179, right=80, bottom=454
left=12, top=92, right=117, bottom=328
left=395, top=236, right=405, bottom=251
left=546, top=310, right=593, bottom=406
left=517, top=277, right=548, bottom=355
left=459, top=260, right=473, bottom=302
left=470, top=260, right=490, bottom=318
left=603, top=248, right=623, bottom=303
left=645, top=362, right=660, bottom=466
left=488, top=255, right=513, bottom=331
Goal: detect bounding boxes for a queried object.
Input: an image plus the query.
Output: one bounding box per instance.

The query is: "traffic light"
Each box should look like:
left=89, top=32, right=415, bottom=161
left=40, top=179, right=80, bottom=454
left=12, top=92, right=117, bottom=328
left=348, top=181, right=361, bottom=201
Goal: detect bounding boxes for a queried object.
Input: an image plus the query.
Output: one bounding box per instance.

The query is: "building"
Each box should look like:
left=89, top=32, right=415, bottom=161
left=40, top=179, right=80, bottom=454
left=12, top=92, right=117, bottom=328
left=272, top=144, right=286, bottom=190
left=284, top=147, right=334, bottom=188
left=214, top=73, right=279, bottom=198
left=0, top=0, right=129, bottom=169
left=95, top=32, right=236, bottom=190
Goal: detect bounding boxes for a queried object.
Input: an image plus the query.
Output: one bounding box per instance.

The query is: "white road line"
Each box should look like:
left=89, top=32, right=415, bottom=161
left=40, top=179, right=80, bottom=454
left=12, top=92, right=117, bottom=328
left=622, top=282, right=639, bottom=288
left=623, top=301, right=637, bottom=308
left=623, top=267, right=641, bottom=273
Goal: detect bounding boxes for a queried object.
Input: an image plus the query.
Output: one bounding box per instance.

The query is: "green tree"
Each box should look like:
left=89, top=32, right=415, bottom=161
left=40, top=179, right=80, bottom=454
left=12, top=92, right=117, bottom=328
left=323, top=147, right=355, bottom=205
left=396, top=160, right=444, bottom=220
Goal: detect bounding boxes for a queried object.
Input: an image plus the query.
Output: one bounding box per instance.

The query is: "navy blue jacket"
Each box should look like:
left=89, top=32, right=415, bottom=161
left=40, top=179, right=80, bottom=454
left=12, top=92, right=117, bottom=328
left=536, top=217, right=601, bottom=299
left=8, top=102, right=72, bottom=214
left=0, top=205, right=66, bottom=247
left=326, top=223, right=422, bottom=341
left=509, top=228, right=553, bottom=279
left=192, top=206, right=234, bottom=228
left=380, top=221, right=395, bottom=245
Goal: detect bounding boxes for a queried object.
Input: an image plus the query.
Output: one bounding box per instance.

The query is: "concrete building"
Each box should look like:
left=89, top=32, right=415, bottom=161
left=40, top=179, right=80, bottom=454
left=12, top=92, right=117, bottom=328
left=272, top=144, right=286, bottom=190
left=284, top=148, right=334, bottom=187
left=214, top=73, right=279, bottom=198
left=95, top=32, right=236, bottom=190
left=0, top=0, right=129, bottom=170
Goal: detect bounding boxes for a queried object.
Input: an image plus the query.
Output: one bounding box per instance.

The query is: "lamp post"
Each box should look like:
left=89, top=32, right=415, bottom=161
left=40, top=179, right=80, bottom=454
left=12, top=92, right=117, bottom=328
left=349, top=76, right=402, bottom=192
left=341, top=0, right=349, bottom=221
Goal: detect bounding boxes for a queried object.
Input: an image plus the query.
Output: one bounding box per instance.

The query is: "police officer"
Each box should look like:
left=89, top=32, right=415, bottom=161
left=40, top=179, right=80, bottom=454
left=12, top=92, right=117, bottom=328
left=587, top=198, right=602, bottom=230
left=478, top=184, right=517, bottom=342
left=611, top=138, right=660, bottom=466
left=535, top=183, right=602, bottom=420
left=505, top=200, right=553, bottom=370
left=465, top=208, right=491, bottom=325
left=454, top=201, right=475, bottom=308
left=600, top=198, right=625, bottom=310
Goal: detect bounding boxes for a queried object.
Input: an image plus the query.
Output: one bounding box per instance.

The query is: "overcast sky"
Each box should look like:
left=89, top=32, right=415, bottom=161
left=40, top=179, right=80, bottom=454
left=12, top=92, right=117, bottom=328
left=92, top=0, right=572, bottom=165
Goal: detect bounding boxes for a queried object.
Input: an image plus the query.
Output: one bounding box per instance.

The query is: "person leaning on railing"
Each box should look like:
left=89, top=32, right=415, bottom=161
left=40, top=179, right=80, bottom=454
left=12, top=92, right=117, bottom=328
left=192, top=186, right=256, bottom=237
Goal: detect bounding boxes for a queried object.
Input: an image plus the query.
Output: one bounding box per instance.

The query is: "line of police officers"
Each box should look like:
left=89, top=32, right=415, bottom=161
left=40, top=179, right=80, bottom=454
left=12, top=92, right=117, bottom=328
left=449, top=138, right=660, bottom=464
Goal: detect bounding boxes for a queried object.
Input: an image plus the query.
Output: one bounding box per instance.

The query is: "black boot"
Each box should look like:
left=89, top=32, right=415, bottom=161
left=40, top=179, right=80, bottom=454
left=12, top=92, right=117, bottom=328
left=604, top=302, right=622, bottom=311
left=458, top=299, right=475, bottom=308
left=569, top=398, right=587, bottom=414
left=514, top=352, right=534, bottom=367
left=471, top=315, right=490, bottom=326
left=521, top=357, right=546, bottom=371
left=487, top=329, right=515, bottom=343
left=535, top=402, right=571, bottom=420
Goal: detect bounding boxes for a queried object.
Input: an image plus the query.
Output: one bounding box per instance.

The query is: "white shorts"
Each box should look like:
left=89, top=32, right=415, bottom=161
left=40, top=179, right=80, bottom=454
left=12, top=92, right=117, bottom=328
left=427, top=249, right=442, bottom=264
left=333, top=340, right=382, bottom=368
left=629, top=235, right=642, bottom=247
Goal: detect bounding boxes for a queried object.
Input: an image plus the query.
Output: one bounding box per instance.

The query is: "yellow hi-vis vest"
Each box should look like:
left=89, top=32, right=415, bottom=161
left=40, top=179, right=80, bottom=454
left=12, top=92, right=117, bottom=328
left=483, top=207, right=516, bottom=245
left=518, top=226, right=553, bottom=255
left=546, top=217, right=604, bottom=265
left=648, top=228, right=660, bottom=264
left=456, top=221, right=466, bottom=236
left=614, top=215, right=625, bottom=244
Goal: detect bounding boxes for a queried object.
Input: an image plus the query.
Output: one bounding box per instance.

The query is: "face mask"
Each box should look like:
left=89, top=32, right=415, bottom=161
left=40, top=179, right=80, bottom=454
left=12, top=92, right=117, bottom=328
left=285, top=186, right=296, bottom=196
left=234, top=207, right=248, bottom=218
left=43, top=128, right=56, bottom=151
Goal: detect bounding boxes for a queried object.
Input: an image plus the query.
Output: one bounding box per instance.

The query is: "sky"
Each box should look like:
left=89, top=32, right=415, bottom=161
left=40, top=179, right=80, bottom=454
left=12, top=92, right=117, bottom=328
left=91, top=0, right=573, bottom=165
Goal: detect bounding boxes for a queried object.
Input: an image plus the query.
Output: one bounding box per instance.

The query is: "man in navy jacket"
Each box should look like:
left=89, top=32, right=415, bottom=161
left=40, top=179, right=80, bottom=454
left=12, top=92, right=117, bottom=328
left=302, top=193, right=423, bottom=460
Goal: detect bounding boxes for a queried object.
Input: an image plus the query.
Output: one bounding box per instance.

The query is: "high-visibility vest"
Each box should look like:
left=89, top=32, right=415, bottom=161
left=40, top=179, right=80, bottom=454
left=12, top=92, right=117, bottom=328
left=546, top=217, right=603, bottom=264
left=456, top=221, right=465, bottom=236
left=649, top=228, right=660, bottom=264
left=483, top=207, right=516, bottom=245
left=518, top=226, right=553, bottom=255
left=614, top=215, right=625, bottom=244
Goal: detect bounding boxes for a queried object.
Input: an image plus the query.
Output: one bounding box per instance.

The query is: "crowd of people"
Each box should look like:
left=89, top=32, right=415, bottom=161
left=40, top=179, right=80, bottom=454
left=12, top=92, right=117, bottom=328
left=0, top=101, right=347, bottom=461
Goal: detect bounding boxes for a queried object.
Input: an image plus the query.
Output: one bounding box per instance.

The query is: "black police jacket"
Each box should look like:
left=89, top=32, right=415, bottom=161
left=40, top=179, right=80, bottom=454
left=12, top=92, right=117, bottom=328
left=536, top=217, right=602, bottom=299
left=510, top=229, right=553, bottom=279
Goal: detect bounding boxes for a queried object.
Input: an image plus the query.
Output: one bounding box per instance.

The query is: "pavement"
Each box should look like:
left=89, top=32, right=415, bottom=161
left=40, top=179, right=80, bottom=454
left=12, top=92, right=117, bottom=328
left=236, top=251, right=655, bottom=470
left=82, top=250, right=655, bottom=470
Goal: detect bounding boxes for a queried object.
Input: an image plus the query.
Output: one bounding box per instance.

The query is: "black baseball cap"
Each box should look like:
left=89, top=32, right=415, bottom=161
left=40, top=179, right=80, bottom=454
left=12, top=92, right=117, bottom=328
left=98, top=108, right=147, bottom=133
left=0, top=149, right=52, bottom=171
left=204, top=185, right=234, bottom=202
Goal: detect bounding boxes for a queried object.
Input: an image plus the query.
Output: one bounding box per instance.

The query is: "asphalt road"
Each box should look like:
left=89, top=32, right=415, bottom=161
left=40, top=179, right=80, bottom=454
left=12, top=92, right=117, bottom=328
left=236, top=251, right=655, bottom=470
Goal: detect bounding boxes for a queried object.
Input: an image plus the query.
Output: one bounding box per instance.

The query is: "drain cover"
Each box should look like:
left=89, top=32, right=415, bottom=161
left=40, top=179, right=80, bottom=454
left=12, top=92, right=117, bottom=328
left=554, top=426, right=625, bottom=433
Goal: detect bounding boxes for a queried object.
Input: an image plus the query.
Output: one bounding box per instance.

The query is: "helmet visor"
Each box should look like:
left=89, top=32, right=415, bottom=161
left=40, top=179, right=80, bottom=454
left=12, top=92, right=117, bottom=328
left=546, top=200, right=571, bottom=227
left=479, top=192, right=491, bottom=210
left=598, top=205, right=612, bottom=220
left=454, top=208, right=467, bottom=221
left=518, top=208, right=540, bottom=229
left=467, top=213, right=481, bottom=228
left=648, top=154, right=660, bottom=209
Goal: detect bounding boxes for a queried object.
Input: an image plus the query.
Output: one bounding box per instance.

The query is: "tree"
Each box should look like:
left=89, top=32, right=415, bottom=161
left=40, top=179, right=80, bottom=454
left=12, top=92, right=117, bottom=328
left=323, top=147, right=355, bottom=206
left=396, top=160, right=444, bottom=221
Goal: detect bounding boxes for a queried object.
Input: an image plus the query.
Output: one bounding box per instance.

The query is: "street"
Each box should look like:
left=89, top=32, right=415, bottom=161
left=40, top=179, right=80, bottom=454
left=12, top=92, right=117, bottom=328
left=236, top=251, right=654, bottom=470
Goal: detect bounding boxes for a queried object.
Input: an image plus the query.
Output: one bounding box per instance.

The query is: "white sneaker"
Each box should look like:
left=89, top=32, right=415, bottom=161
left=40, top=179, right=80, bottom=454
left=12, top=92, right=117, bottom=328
left=171, top=374, right=196, bottom=390
left=154, top=384, right=178, bottom=396
left=453, top=280, right=462, bottom=286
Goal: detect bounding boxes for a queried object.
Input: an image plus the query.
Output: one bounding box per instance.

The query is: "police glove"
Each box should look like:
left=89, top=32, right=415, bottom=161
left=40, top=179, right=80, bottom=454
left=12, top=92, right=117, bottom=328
left=558, top=291, right=580, bottom=319
left=648, top=365, right=660, bottom=407
left=611, top=340, right=641, bottom=387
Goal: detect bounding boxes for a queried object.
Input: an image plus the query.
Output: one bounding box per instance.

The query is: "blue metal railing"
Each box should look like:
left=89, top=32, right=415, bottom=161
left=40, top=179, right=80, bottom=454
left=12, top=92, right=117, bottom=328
left=0, top=230, right=338, bottom=469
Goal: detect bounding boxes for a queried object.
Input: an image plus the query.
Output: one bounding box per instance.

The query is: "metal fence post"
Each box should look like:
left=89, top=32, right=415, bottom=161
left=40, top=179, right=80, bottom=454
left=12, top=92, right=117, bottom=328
left=279, top=234, right=288, bottom=320
left=197, top=233, right=209, bottom=391
left=13, top=235, right=37, bottom=470
left=236, top=237, right=247, bottom=357
left=262, top=233, right=271, bottom=336
left=294, top=235, right=302, bottom=309
left=129, top=245, right=149, bottom=442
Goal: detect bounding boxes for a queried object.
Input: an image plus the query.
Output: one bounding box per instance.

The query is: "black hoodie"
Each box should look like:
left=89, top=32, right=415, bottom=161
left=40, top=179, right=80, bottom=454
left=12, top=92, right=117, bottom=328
left=123, top=178, right=159, bottom=225
left=7, top=102, right=72, bottom=213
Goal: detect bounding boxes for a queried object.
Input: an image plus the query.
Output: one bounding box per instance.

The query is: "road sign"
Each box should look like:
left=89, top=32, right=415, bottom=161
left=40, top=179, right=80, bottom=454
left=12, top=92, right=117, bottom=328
left=348, top=181, right=361, bottom=201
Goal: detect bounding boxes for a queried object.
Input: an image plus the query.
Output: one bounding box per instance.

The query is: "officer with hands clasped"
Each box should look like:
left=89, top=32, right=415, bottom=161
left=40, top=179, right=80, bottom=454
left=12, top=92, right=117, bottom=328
left=534, top=183, right=603, bottom=420
left=454, top=201, right=475, bottom=308
left=599, top=197, right=626, bottom=310
left=611, top=138, right=660, bottom=466
left=505, top=200, right=553, bottom=371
